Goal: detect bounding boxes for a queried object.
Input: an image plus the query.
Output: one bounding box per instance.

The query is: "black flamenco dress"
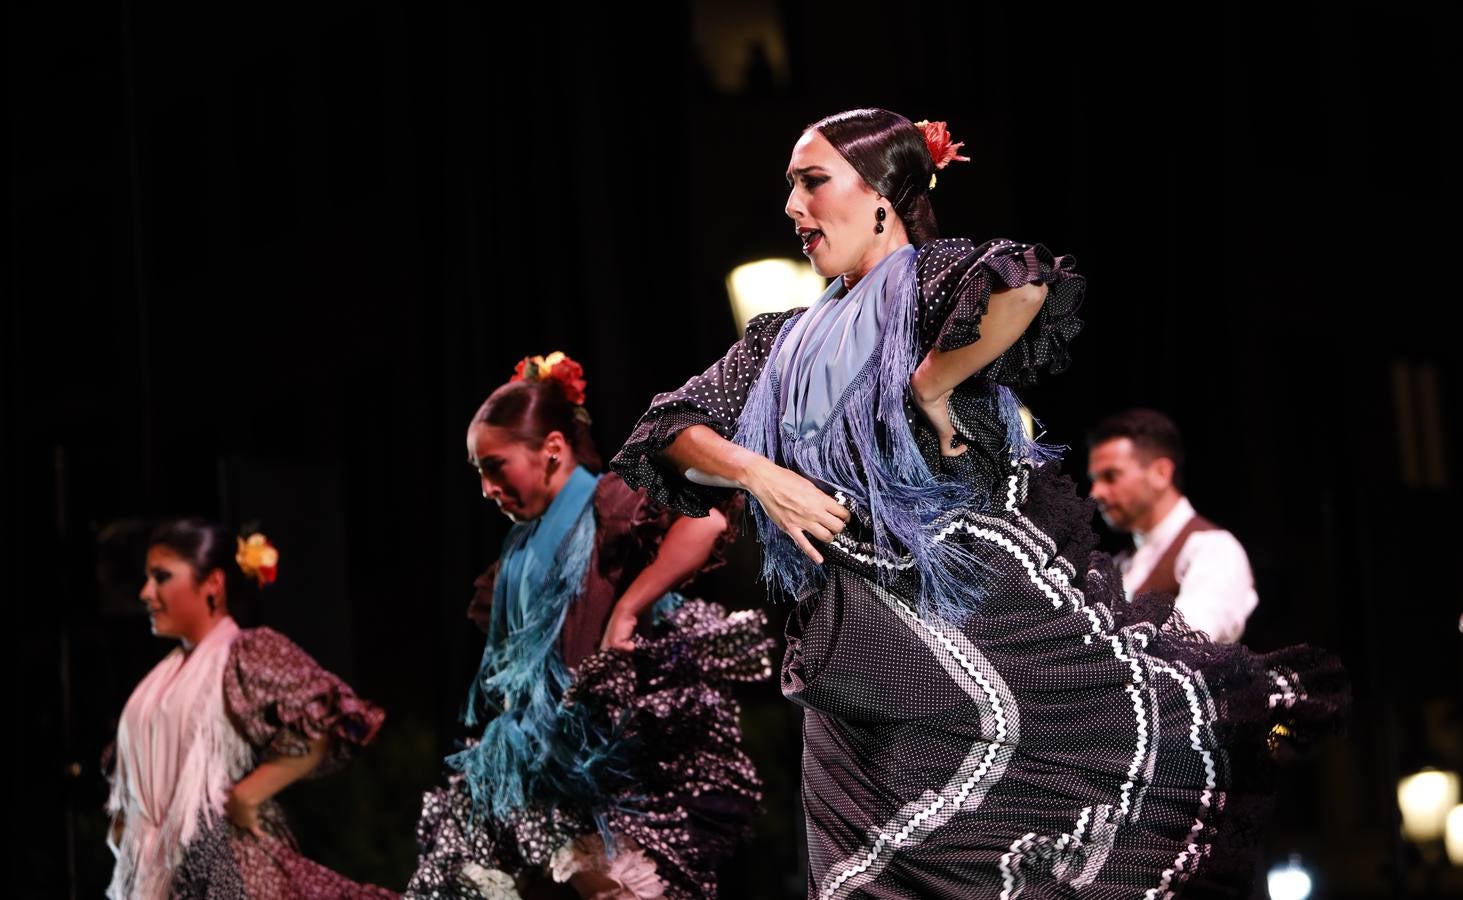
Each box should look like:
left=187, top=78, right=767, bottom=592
left=611, top=237, right=1347, bottom=898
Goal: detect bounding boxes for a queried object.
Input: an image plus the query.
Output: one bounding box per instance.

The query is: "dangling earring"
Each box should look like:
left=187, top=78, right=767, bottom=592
left=549, top=454, right=559, bottom=467
left=874, top=206, right=886, bottom=234
left=206, top=593, right=217, bottom=613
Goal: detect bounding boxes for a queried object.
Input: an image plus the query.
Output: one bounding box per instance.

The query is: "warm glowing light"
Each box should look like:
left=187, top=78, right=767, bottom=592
left=726, top=259, right=826, bottom=335
left=1018, top=404, right=1036, bottom=439
left=1267, top=857, right=1312, bottom=900
left=1446, top=804, right=1463, bottom=866
left=1398, top=769, right=1461, bottom=843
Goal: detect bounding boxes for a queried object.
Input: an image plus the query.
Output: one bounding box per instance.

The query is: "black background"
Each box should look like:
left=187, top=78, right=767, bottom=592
left=6, top=1, right=1460, bottom=896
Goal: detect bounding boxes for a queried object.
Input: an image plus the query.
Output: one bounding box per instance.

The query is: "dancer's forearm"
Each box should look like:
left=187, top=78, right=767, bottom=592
left=665, top=425, right=774, bottom=492
left=615, top=510, right=727, bottom=619
left=911, top=283, right=1047, bottom=402
left=664, top=425, right=848, bottom=564
left=226, top=737, right=328, bottom=836
left=601, top=510, right=729, bottom=650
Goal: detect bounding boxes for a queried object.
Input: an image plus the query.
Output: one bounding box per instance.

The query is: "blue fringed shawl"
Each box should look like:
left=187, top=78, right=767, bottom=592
left=447, top=466, right=627, bottom=829
left=733, top=246, right=1051, bottom=622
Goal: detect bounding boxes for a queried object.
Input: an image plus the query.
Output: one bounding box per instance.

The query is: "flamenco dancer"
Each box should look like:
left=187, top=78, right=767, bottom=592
left=408, top=352, right=774, bottom=899
left=611, top=109, right=1346, bottom=897
left=107, top=519, right=393, bottom=898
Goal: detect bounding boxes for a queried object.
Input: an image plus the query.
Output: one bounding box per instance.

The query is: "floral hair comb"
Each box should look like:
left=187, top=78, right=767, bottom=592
left=511, top=351, right=588, bottom=407
left=236, top=532, right=279, bottom=587
left=913, top=120, right=970, bottom=190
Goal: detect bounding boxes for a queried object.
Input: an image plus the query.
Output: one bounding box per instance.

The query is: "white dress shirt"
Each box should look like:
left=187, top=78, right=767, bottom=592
left=1118, top=496, right=1258, bottom=644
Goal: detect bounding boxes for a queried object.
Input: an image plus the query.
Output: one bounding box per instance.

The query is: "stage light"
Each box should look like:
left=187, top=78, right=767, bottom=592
left=1266, top=855, right=1312, bottom=900
left=1446, top=804, right=1463, bottom=867
left=1018, top=404, right=1036, bottom=439
left=726, top=259, right=826, bottom=335
left=1398, top=768, right=1460, bottom=843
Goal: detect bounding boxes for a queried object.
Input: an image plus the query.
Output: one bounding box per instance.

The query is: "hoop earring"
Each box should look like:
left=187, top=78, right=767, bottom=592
left=874, top=206, right=886, bottom=234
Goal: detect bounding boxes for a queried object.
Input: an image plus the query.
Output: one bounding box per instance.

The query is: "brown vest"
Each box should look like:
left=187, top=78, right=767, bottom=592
left=1134, top=512, right=1219, bottom=598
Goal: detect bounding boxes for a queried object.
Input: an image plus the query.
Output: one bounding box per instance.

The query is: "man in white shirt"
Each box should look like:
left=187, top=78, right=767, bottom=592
left=1085, top=409, right=1258, bottom=644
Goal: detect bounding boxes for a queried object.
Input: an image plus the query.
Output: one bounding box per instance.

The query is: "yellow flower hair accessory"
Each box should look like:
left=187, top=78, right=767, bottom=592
left=236, top=532, right=279, bottom=587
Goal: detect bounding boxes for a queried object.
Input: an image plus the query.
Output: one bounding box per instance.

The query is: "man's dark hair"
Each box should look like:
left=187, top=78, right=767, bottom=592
left=1087, top=408, right=1185, bottom=491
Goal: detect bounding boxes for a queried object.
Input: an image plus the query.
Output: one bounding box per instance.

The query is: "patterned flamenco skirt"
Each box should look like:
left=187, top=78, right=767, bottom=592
left=407, top=600, right=775, bottom=900
left=788, top=462, right=1347, bottom=900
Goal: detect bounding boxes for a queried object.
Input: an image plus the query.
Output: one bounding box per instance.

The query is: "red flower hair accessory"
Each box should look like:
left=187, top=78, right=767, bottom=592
left=235, top=532, right=279, bottom=587
left=511, top=351, right=588, bottom=406
left=913, top=120, right=970, bottom=190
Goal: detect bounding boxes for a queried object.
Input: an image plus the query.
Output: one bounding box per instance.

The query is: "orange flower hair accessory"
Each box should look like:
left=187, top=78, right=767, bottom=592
left=236, top=532, right=279, bottom=587
left=511, top=350, right=588, bottom=406
left=913, top=120, right=970, bottom=190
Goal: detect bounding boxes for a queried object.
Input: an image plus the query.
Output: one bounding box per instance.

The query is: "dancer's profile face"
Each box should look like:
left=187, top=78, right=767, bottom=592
left=784, top=129, right=886, bottom=281
left=139, top=546, right=221, bottom=640
left=1086, top=437, right=1170, bottom=533
left=468, top=423, right=562, bottom=523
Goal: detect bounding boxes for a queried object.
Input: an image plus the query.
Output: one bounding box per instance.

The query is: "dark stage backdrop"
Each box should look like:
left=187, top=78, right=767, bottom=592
left=6, top=2, right=1459, bottom=897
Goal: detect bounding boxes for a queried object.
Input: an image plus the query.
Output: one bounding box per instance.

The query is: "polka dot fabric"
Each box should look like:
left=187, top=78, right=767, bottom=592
left=609, top=239, right=1082, bottom=519
left=787, top=461, right=1344, bottom=898
left=224, top=628, right=386, bottom=777
left=407, top=480, right=773, bottom=899
left=169, top=629, right=394, bottom=898
left=612, top=239, right=1347, bottom=898
left=915, top=238, right=1084, bottom=387
left=174, top=811, right=397, bottom=899
left=407, top=600, right=774, bottom=900
left=613, top=308, right=804, bottom=517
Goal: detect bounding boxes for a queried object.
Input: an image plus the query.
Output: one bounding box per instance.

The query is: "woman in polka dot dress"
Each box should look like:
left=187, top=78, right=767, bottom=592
left=407, top=353, right=773, bottom=900
left=610, top=108, right=1346, bottom=898
left=106, top=518, right=393, bottom=899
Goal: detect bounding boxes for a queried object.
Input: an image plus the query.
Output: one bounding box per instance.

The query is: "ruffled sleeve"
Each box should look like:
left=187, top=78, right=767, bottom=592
left=609, top=308, right=801, bottom=517
left=916, top=237, right=1085, bottom=387
left=223, top=628, right=385, bottom=775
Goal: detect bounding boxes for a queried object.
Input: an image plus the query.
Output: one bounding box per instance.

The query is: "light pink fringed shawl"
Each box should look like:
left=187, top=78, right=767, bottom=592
left=107, top=617, right=254, bottom=899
